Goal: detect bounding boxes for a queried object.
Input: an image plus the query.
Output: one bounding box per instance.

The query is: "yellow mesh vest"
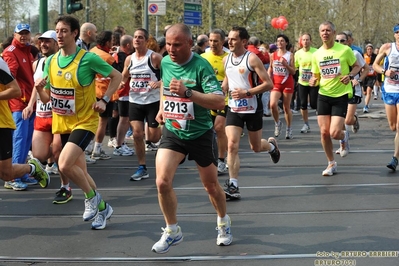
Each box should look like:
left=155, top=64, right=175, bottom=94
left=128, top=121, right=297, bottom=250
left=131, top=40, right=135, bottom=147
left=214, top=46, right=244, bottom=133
left=49, top=49, right=99, bottom=134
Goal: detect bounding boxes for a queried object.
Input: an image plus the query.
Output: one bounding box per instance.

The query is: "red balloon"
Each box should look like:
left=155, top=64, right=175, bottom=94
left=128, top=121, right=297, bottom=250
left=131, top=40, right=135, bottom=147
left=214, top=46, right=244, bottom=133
left=277, top=17, right=288, bottom=30
left=281, top=22, right=289, bottom=30
left=276, top=18, right=283, bottom=28
left=271, top=18, right=278, bottom=29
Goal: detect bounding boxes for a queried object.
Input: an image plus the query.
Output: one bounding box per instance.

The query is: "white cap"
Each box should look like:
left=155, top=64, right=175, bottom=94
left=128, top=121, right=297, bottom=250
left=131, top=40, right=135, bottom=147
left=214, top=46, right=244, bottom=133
left=39, top=30, right=57, bottom=41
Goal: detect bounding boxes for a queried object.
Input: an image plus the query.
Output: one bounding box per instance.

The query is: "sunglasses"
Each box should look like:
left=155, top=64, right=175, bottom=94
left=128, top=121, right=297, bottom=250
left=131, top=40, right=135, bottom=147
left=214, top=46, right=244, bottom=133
left=335, top=39, right=346, bottom=43
left=395, top=31, right=399, bottom=34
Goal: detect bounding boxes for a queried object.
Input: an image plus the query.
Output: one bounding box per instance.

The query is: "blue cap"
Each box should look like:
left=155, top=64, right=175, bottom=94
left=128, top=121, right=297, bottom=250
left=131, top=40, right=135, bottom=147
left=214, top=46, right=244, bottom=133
left=14, top=23, right=31, bottom=33
left=394, top=24, right=399, bottom=33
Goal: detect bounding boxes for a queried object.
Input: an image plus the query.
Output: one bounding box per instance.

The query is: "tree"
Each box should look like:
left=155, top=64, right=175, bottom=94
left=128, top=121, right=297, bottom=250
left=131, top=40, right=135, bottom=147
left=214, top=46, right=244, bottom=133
left=4, top=0, right=399, bottom=49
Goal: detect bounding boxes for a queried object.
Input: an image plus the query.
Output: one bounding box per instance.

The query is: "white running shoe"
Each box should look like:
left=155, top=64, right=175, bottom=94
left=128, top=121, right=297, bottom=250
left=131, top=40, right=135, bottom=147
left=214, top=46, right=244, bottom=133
left=83, top=192, right=101, bottom=221
left=274, top=121, right=282, bottom=137
left=145, top=142, right=159, bottom=151
left=91, top=149, right=111, bottom=160
left=45, top=163, right=59, bottom=175
left=217, top=159, right=228, bottom=175
left=339, top=131, right=350, bottom=157
left=91, top=203, right=113, bottom=230
left=85, top=154, right=96, bottom=164
left=300, top=124, right=310, bottom=133
left=152, top=226, right=183, bottom=254
left=85, top=140, right=94, bottom=155
left=322, top=162, right=337, bottom=176
left=107, top=137, right=117, bottom=148
left=113, top=146, right=133, bottom=156
left=216, top=215, right=233, bottom=246
left=285, top=129, right=293, bottom=139
left=122, top=143, right=134, bottom=153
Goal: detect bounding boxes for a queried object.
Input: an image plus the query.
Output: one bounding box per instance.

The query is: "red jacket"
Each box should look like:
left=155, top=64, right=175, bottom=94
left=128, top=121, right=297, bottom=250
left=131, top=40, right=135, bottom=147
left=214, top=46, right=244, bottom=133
left=247, top=44, right=269, bottom=64
left=2, top=39, right=34, bottom=112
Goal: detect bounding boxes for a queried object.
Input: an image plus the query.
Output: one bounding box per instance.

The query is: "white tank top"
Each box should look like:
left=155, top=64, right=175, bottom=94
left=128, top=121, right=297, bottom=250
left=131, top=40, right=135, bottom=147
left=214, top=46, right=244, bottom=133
left=384, top=43, right=399, bottom=93
left=34, top=57, right=52, bottom=117
left=128, top=49, right=160, bottom=104
left=225, top=51, right=260, bottom=113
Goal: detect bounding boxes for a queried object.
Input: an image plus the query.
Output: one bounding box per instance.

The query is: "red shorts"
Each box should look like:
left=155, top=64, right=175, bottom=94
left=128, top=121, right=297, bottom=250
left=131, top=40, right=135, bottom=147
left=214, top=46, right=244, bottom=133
left=34, top=116, right=52, bottom=132
left=272, top=77, right=295, bottom=94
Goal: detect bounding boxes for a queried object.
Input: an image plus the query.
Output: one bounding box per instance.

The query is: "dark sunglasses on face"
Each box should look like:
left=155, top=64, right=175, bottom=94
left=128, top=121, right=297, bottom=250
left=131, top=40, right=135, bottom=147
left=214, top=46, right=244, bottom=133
left=335, top=39, right=346, bottom=43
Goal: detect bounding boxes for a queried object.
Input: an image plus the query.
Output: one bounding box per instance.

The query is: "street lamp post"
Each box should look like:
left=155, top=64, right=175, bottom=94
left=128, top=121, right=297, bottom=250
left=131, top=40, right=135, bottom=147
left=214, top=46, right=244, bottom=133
left=39, top=0, right=48, bottom=32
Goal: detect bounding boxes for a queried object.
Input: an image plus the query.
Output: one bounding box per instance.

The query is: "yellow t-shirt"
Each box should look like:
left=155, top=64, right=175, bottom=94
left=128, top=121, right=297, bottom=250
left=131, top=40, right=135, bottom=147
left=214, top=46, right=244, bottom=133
left=312, top=43, right=356, bottom=98
left=0, top=83, right=16, bottom=129
left=0, top=59, right=16, bottom=129
left=295, top=47, right=317, bottom=86
left=201, top=51, right=228, bottom=115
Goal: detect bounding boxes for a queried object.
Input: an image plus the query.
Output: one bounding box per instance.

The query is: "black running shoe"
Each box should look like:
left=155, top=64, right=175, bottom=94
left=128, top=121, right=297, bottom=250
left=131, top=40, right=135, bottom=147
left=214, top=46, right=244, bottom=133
left=224, top=180, right=241, bottom=200
left=387, top=156, right=398, bottom=171
left=268, top=137, right=280, bottom=164
left=53, top=187, right=73, bottom=204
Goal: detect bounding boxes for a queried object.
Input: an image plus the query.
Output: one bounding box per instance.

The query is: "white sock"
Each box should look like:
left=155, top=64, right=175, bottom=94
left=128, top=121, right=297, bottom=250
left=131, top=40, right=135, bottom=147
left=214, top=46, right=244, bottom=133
left=166, top=223, right=178, bottom=233
left=229, top=178, right=238, bottom=187
left=217, top=215, right=229, bottom=225
left=345, top=124, right=350, bottom=131
left=61, top=183, right=70, bottom=190
left=93, top=142, right=102, bottom=153
left=373, top=85, right=378, bottom=95
left=268, top=143, right=275, bottom=152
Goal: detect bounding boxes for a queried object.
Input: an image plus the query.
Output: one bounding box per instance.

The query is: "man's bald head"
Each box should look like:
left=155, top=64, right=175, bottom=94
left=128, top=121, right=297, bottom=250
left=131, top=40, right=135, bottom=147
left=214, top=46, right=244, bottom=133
left=80, top=22, right=97, bottom=43
left=166, top=23, right=192, bottom=41
left=120, top=34, right=134, bottom=54
left=120, top=34, right=133, bottom=47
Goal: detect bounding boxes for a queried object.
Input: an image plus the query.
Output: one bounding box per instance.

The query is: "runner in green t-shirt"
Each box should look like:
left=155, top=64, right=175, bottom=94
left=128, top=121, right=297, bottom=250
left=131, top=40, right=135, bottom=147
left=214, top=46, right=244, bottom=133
left=35, top=15, right=121, bottom=230
left=309, top=21, right=361, bottom=176
left=152, top=23, right=232, bottom=254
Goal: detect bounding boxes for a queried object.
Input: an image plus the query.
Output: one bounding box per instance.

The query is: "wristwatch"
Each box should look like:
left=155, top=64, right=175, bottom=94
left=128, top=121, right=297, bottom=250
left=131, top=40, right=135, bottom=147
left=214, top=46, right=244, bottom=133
left=382, top=69, right=386, bottom=75
left=184, top=89, right=193, bottom=98
left=357, top=79, right=362, bottom=83
left=349, top=74, right=354, bottom=80
left=246, top=91, right=251, bottom=97
left=101, top=95, right=110, bottom=104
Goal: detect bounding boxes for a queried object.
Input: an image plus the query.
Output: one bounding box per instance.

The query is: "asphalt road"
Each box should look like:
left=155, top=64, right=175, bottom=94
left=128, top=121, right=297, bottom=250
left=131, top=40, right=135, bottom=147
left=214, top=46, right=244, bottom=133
left=1, top=99, right=399, bottom=266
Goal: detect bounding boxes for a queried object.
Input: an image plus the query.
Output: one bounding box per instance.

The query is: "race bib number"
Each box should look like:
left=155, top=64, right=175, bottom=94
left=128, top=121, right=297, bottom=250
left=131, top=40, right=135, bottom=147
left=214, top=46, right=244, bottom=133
left=273, top=61, right=287, bottom=76
left=319, top=59, right=341, bottom=79
left=387, top=69, right=399, bottom=85
left=130, top=73, right=151, bottom=94
left=163, top=96, right=195, bottom=120
left=228, top=91, right=257, bottom=113
left=36, top=98, right=52, bottom=117
left=50, top=87, right=75, bottom=115
left=301, top=69, right=312, bottom=82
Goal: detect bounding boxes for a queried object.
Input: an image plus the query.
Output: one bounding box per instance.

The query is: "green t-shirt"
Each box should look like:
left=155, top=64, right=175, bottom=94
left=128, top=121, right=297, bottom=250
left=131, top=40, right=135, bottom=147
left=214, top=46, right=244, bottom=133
left=43, top=47, right=113, bottom=89
left=295, top=47, right=317, bottom=86
left=161, top=53, right=223, bottom=140
left=311, top=43, right=356, bottom=98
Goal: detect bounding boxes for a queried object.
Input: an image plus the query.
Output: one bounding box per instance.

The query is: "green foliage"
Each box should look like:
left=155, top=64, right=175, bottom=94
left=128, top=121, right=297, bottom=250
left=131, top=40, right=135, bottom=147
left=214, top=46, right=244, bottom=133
left=1, top=0, right=399, bottom=48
